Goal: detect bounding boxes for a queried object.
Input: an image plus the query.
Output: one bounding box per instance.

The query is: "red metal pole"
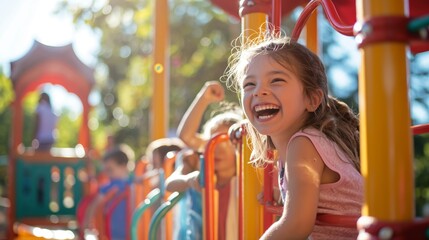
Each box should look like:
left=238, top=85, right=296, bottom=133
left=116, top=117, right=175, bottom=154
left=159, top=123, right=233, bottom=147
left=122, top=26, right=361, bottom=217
left=262, top=164, right=274, bottom=231
left=272, top=0, right=282, bottom=34
left=203, top=133, right=230, bottom=240
left=292, top=0, right=353, bottom=40
left=412, top=123, right=429, bottom=135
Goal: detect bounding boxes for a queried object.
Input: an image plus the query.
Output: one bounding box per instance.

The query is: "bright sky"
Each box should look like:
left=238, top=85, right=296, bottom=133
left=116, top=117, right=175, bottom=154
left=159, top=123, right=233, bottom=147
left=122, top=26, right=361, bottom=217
left=0, top=0, right=100, bottom=117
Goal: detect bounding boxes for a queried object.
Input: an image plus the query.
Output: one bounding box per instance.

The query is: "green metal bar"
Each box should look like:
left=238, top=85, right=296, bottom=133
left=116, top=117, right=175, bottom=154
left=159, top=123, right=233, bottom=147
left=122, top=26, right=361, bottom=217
left=148, top=192, right=184, bottom=240
left=408, top=15, right=429, bottom=32
left=131, top=188, right=162, bottom=240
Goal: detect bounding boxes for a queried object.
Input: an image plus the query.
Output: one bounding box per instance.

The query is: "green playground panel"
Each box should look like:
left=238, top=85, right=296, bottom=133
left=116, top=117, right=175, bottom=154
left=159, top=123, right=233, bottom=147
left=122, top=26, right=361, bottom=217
left=15, top=158, right=85, bottom=219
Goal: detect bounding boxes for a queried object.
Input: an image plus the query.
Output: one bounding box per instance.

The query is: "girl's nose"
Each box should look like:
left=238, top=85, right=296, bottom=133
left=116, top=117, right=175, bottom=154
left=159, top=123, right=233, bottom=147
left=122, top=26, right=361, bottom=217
left=253, top=85, right=269, bottom=97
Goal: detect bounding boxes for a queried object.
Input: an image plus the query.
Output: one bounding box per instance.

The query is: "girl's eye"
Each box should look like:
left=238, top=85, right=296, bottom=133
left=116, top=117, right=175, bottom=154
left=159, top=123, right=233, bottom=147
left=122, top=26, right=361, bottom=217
left=271, top=78, right=286, bottom=84
left=242, top=82, right=255, bottom=89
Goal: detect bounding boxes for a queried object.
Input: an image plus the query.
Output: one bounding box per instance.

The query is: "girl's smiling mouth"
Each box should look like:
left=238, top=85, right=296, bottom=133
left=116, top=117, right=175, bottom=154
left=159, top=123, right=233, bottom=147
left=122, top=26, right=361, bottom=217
left=254, top=103, right=280, bottom=120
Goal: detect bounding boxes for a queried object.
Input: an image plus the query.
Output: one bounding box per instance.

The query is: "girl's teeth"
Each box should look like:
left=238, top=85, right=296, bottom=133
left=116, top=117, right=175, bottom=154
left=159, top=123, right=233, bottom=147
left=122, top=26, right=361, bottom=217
left=255, top=105, right=279, bottom=112
left=259, top=114, right=274, bottom=120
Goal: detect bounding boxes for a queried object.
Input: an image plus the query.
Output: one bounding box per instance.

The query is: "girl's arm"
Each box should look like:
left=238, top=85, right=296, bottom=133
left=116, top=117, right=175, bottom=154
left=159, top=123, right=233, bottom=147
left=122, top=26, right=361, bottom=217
left=165, top=150, right=200, bottom=192
left=260, top=137, right=325, bottom=240
left=177, top=81, right=224, bottom=151
left=134, top=169, right=160, bottom=184
left=165, top=166, right=200, bottom=192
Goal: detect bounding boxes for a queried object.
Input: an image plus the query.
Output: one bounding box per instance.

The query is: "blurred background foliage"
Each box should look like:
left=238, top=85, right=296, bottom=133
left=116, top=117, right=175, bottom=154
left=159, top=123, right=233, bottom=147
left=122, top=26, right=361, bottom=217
left=59, top=0, right=243, bottom=157
left=0, top=0, right=427, bottom=215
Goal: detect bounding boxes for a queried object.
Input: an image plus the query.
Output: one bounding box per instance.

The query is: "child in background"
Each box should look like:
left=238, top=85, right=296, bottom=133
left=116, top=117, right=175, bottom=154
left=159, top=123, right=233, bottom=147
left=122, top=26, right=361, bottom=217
left=82, top=144, right=135, bottom=240
left=140, top=138, right=184, bottom=239
left=166, top=81, right=242, bottom=240
left=165, top=148, right=202, bottom=240
left=225, top=36, right=363, bottom=239
left=33, top=92, right=58, bottom=151
left=145, top=137, right=184, bottom=170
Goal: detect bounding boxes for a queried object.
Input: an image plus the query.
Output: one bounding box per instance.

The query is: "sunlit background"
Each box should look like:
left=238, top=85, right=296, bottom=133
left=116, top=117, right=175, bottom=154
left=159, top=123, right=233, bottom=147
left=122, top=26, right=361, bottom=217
left=0, top=0, right=100, bottom=117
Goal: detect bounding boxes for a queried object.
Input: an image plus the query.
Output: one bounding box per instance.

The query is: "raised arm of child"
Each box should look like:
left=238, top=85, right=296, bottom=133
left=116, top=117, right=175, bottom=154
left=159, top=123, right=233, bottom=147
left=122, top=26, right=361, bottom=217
left=177, top=81, right=224, bottom=152
left=165, top=149, right=201, bottom=192
left=134, top=168, right=161, bottom=185
left=260, top=137, right=325, bottom=240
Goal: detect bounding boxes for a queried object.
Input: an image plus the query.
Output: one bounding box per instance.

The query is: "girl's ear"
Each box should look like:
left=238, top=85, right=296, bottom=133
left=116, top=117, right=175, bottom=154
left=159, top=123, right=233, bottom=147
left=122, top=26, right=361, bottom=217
left=306, top=89, right=323, bottom=112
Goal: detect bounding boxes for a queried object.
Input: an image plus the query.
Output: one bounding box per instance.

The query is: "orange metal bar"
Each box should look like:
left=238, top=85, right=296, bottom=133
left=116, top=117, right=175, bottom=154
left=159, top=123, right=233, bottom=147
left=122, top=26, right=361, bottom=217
left=79, top=102, right=91, bottom=151
left=133, top=160, right=151, bottom=240
left=94, top=188, right=119, bottom=239
left=305, top=7, right=319, bottom=54
left=150, top=0, right=169, bottom=141
left=240, top=10, right=269, bottom=240
left=162, top=152, right=177, bottom=240
left=237, top=133, right=243, bottom=240
left=203, top=133, right=229, bottom=240
left=7, top=98, right=23, bottom=239
left=357, top=0, right=414, bottom=220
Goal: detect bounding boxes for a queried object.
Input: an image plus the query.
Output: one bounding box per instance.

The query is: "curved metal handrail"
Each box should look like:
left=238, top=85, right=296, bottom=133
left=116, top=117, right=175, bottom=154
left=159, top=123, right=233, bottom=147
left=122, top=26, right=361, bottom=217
left=130, top=188, right=162, bottom=240
left=202, top=133, right=230, bottom=240
left=412, top=123, right=429, bottom=135
left=292, top=0, right=354, bottom=40
left=148, top=192, right=185, bottom=240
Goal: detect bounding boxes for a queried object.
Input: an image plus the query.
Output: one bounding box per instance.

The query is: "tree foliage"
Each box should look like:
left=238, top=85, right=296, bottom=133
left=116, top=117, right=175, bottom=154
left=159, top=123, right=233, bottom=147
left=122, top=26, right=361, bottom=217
left=62, top=0, right=241, bottom=156
left=0, top=70, right=14, bottom=155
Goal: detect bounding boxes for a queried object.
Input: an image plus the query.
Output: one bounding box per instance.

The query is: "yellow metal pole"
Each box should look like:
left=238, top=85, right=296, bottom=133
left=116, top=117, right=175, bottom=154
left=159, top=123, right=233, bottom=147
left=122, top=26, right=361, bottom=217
left=241, top=12, right=268, bottom=240
left=357, top=0, right=414, bottom=220
left=304, top=8, right=318, bottom=54
left=151, top=0, right=169, bottom=141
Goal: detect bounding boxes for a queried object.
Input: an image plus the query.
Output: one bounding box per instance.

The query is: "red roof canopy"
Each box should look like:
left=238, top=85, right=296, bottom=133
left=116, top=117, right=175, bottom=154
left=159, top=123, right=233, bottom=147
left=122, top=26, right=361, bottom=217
left=10, top=41, right=95, bottom=101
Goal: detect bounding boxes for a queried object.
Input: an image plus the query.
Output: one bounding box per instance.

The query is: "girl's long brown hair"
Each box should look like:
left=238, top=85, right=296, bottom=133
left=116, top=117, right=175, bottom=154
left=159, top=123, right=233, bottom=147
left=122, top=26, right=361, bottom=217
left=224, top=36, right=360, bottom=171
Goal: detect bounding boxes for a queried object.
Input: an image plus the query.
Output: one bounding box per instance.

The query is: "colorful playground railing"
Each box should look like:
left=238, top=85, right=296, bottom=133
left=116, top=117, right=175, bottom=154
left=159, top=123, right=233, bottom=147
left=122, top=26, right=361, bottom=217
left=142, top=133, right=237, bottom=240
left=162, top=151, right=178, bottom=240
left=130, top=169, right=164, bottom=240
left=131, top=188, right=162, bottom=240
left=148, top=191, right=184, bottom=240
left=93, top=187, right=119, bottom=240
left=76, top=159, right=165, bottom=240
left=202, top=133, right=230, bottom=240
left=131, top=151, right=178, bottom=240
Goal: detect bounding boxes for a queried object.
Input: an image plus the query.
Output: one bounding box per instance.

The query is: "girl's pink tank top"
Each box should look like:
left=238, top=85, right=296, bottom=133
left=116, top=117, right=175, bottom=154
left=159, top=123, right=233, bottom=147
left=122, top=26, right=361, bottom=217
left=278, top=128, right=363, bottom=240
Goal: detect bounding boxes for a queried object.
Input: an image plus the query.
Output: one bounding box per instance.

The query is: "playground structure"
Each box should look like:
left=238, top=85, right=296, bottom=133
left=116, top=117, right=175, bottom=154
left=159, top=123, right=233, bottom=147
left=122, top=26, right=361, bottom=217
left=7, top=41, right=95, bottom=239
left=4, top=0, right=429, bottom=239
